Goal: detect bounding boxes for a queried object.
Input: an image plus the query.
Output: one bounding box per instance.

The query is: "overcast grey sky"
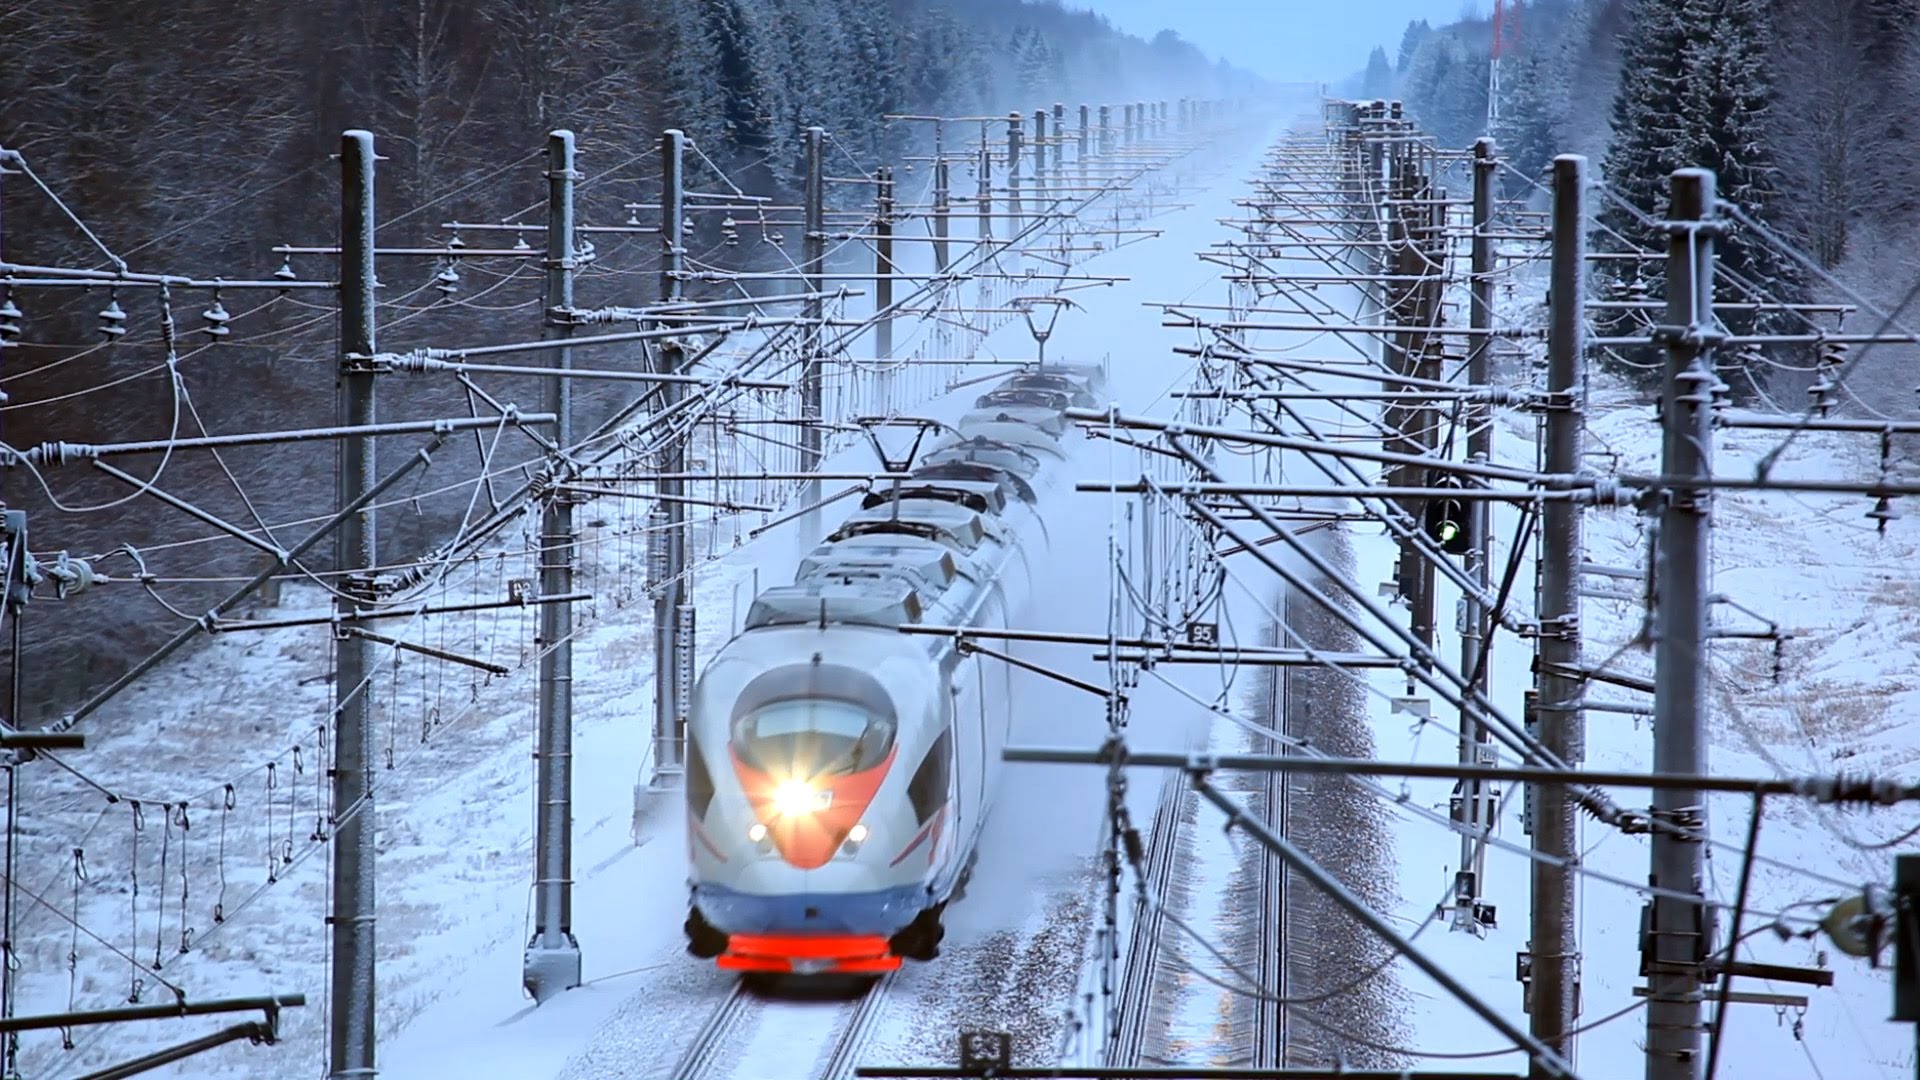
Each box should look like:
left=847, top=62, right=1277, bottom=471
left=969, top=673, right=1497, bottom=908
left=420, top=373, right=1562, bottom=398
left=1066, top=1, right=1482, bottom=83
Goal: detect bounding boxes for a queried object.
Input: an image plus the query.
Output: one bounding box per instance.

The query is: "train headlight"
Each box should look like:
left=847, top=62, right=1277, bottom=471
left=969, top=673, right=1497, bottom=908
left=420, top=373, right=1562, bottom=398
left=847, top=824, right=868, bottom=844
left=748, top=823, right=768, bottom=843
left=771, top=778, right=831, bottom=818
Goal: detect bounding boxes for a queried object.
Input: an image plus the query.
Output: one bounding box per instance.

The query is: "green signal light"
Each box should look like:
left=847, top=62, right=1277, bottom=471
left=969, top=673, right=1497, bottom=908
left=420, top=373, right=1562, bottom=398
left=1438, top=521, right=1459, bottom=543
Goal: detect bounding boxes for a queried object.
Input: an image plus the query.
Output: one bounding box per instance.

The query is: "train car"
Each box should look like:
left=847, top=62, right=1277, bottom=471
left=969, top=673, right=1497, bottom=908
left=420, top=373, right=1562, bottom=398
left=681, top=363, right=1104, bottom=975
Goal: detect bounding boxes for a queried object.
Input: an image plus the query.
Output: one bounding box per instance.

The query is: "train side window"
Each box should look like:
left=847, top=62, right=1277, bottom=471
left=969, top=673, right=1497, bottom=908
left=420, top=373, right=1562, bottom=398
left=686, top=734, right=715, bottom=820
left=906, top=727, right=953, bottom=824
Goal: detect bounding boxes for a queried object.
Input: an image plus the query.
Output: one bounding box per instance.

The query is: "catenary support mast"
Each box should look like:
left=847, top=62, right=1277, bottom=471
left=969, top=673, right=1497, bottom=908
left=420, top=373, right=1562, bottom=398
left=330, top=128, right=379, bottom=1080
left=525, top=129, right=582, bottom=1003
left=1644, top=167, right=1718, bottom=1080
left=1530, top=152, right=1589, bottom=1076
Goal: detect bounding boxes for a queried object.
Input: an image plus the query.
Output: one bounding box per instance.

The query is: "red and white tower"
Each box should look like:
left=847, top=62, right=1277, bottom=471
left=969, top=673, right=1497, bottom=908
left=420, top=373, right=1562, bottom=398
left=1488, top=0, right=1522, bottom=130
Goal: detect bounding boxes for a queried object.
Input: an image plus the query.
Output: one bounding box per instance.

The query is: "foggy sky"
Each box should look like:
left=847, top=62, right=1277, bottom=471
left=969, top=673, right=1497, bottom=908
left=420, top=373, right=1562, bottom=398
left=1065, top=0, right=1480, bottom=83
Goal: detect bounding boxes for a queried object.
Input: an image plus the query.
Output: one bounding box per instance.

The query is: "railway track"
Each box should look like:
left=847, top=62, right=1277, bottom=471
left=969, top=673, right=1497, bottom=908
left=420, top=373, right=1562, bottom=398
left=1250, top=593, right=1294, bottom=1068
left=672, top=970, right=896, bottom=1080
left=1106, top=767, right=1188, bottom=1068
left=1103, top=603, right=1299, bottom=1068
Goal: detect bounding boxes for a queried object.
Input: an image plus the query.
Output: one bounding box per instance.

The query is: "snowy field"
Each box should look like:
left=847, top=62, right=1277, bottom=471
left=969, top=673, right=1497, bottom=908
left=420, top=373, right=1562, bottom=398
left=12, top=108, right=1918, bottom=1080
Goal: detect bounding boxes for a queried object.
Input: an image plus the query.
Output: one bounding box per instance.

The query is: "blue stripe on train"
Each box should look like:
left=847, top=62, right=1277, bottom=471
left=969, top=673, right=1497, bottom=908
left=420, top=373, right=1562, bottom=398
left=693, top=881, right=933, bottom=936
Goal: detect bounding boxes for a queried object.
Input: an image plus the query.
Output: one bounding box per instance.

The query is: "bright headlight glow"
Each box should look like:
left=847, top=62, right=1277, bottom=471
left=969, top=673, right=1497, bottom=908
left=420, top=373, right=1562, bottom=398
left=847, top=824, right=869, bottom=843
left=771, top=778, right=828, bottom=817
left=748, top=823, right=768, bottom=842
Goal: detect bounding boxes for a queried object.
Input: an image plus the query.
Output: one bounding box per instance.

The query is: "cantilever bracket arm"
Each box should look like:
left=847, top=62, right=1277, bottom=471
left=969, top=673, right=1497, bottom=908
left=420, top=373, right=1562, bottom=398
left=0, top=727, right=85, bottom=751
left=75, top=1020, right=280, bottom=1080
left=0, top=993, right=305, bottom=1034
left=953, top=637, right=1113, bottom=700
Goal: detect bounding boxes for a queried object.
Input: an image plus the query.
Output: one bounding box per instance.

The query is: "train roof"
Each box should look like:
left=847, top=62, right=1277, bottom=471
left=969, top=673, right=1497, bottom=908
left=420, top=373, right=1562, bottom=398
left=829, top=500, right=992, bottom=554
left=798, top=538, right=964, bottom=597
left=1018, top=361, right=1106, bottom=394
left=957, top=406, right=1070, bottom=436
left=906, top=460, right=1034, bottom=504
left=745, top=579, right=925, bottom=632
left=860, top=478, right=1009, bottom=516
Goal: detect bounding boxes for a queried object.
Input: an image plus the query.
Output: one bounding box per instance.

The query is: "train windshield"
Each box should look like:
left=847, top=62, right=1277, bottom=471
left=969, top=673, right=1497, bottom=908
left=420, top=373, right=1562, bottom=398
left=733, top=701, right=895, bottom=777
left=728, top=661, right=899, bottom=778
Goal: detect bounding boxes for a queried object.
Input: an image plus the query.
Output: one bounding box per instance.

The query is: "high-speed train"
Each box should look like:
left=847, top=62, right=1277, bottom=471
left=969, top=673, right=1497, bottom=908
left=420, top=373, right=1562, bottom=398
left=682, top=362, right=1105, bottom=975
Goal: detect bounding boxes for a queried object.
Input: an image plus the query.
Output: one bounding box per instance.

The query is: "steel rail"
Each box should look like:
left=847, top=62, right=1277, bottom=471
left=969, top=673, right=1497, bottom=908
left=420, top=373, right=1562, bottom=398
left=671, top=979, right=755, bottom=1080
left=1109, top=770, right=1187, bottom=1069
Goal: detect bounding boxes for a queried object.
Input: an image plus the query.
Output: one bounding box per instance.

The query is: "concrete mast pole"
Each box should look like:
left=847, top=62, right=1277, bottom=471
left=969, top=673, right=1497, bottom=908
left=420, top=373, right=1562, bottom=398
left=1645, top=167, right=1718, bottom=1080
left=525, top=129, right=582, bottom=1004
left=1530, top=153, right=1589, bottom=1075
left=329, top=128, right=379, bottom=1080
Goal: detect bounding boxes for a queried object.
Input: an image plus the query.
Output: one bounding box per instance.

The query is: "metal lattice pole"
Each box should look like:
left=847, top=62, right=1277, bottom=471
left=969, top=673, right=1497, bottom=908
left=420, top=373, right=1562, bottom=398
left=1032, top=109, right=1048, bottom=209
left=933, top=150, right=950, bottom=274
left=1006, top=113, right=1024, bottom=237
left=1078, top=104, right=1091, bottom=185
left=1053, top=102, right=1067, bottom=190
left=525, top=129, right=582, bottom=1003
left=1454, top=137, right=1497, bottom=930
left=1530, top=152, right=1589, bottom=1075
left=802, top=126, right=826, bottom=493
left=876, top=166, right=895, bottom=361
left=1645, top=167, right=1718, bottom=1080
left=653, top=129, right=690, bottom=785
left=329, top=128, right=378, bottom=1080
left=976, top=143, right=993, bottom=246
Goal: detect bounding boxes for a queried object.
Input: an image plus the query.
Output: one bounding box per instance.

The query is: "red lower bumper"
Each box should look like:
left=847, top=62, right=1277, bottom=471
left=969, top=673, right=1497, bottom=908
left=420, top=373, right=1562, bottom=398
left=716, top=933, right=902, bottom=975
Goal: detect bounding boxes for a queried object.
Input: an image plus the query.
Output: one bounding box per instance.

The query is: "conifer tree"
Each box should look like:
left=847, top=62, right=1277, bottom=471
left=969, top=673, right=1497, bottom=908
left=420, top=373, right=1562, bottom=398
left=1493, top=0, right=1592, bottom=186
left=1398, top=19, right=1432, bottom=73
left=1362, top=46, right=1393, bottom=99
left=1598, top=0, right=1804, bottom=395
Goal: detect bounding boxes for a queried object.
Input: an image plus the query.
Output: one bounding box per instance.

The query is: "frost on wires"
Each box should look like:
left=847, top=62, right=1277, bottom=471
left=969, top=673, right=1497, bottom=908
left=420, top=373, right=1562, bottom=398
left=681, top=362, right=1107, bottom=976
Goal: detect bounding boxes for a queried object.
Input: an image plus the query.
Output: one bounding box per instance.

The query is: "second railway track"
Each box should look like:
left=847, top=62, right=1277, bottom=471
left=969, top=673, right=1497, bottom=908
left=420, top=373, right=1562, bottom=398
left=1105, top=766, right=1189, bottom=1068
left=1250, top=590, right=1295, bottom=1068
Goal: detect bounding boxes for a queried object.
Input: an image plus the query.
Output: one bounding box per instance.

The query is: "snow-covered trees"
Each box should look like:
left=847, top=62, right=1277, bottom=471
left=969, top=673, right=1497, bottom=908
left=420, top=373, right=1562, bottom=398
left=1401, top=30, right=1489, bottom=148
left=1598, top=0, right=1805, bottom=392
left=1398, top=20, right=1433, bottom=73
left=1769, top=0, right=1920, bottom=268
left=1492, top=0, right=1594, bottom=185
left=1011, top=25, right=1062, bottom=101
left=0, top=0, right=1258, bottom=714
left=1362, top=47, right=1394, bottom=99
